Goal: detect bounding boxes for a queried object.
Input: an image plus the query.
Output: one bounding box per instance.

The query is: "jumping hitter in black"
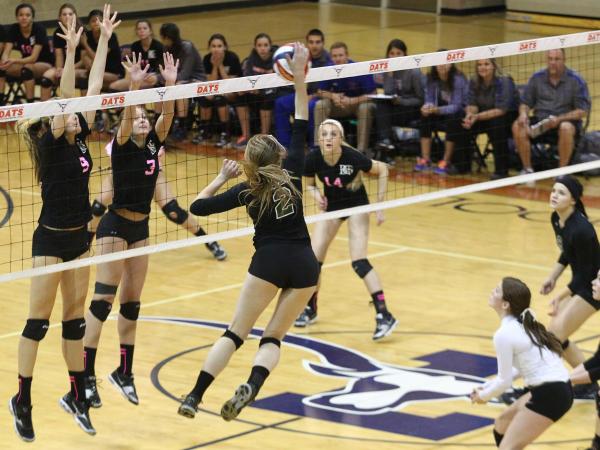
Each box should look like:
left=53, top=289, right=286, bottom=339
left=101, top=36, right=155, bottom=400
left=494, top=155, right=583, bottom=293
left=83, top=51, right=177, bottom=408
left=10, top=8, right=119, bottom=441
left=293, top=118, right=397, bottom=340
left=177, top=43, right=319, bottom=421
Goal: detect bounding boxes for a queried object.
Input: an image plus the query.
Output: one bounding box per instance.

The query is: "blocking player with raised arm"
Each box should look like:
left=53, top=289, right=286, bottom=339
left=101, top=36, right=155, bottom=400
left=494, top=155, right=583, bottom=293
left=82, top=51, right=177, bottom=408
left=9, top=7, right=120, bottom=441
left=293, top=119, right=397, bottom=340
left=177, top=43, right=320, bottom=421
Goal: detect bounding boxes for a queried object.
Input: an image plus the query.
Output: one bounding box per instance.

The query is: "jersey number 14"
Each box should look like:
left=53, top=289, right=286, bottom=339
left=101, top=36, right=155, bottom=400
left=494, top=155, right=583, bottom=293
left=274, top=187, right=295, bottom=219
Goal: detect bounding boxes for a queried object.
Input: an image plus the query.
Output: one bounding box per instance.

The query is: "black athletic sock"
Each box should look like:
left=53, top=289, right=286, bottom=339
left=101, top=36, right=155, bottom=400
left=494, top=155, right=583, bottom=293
left=247, top=365, right=270, bottom=398
left=195, top=227, right=207, bottom=237
left=307, top=291, right=318, bottom=313
left=69, top=370, right=86, bottom=403
left=17, top=375, right=32, bottom=406
left=118, top=344, right=135, bottom=376
left=84, top=347, right=97, bottom=377
left=493, top=429, right=504, bottom=447
left=190, top=370, right=215, bottom=400
left=371, top=291, right=389, bottom=315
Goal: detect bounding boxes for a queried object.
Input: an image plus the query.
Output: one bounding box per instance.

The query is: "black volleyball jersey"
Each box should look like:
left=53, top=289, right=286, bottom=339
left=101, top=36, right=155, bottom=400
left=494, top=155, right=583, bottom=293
left=131, top=39, right=163, bottom=74
left=38, top=113, right=92, bottom=228
left=552, top=211, right=600, bottom=298
left=7, top=23, right=54, bottom=64
left=190, top=120, right=310, bottom=249
left=53, top=26, right=82, bottom=63
left=202, top=50, right=243, bottom=78
left=110, top=130, right=163, bottom=214
left=304, top=146, right=372, bottom=211
left=85, top=30, right=123, bottom=76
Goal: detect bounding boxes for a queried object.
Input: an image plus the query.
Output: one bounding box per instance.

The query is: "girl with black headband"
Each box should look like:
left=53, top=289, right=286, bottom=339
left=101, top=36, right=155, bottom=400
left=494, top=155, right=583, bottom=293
left=541, top=175, right=600, bottom=399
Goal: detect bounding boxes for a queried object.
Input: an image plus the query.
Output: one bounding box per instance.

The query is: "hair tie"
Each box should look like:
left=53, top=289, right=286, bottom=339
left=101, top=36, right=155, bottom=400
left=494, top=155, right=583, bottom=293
left=519, top=307, right=536, bottom=322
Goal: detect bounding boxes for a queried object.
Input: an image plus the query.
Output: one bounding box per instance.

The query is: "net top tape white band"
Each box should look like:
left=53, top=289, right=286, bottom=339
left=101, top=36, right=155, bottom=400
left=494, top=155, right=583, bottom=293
left=1, top=160, right=599, bottom=283
left=1, top=30, right=599, bottom=122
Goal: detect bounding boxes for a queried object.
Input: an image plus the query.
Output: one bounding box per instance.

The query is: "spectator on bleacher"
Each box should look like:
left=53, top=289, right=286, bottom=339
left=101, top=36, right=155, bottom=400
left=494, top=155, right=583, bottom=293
left=0, top=4, right=54, bottom=103
left=82, top=9, right=124, bottom=90
left=274, top=28, right=331, bottom=148
left=462, top=59, right=519, bottom=180
left=242, top=33, right=275, bottom=135
left=42, top=4, right=88, bottom=100
left=415, top=52, right=468, bottom=175
left=192, top=33, right=248, bottom=148
left=374, top=39, right=424, bottom=163
left=159, top=22, right=206, bottom=142
left=314, top=42, right=376, bottom=155
left=512, top=49, right=590, bottom=174
left=109, top=19, right=163, bottom=92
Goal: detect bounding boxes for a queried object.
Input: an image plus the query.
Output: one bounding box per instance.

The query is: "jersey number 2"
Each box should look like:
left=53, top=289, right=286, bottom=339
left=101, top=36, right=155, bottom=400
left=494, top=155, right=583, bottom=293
left=274, top=187, right=295, bottom=219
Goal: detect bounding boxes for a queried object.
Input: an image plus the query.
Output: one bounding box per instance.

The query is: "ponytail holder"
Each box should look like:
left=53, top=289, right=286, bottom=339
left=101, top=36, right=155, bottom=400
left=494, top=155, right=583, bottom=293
left=519, top=307, right=536, bottom=322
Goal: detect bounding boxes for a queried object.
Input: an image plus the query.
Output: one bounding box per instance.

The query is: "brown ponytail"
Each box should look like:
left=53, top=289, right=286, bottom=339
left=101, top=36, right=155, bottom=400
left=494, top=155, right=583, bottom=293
left=17, top=117, right=49, bottom=183
left=502, top=277, right=562, bottom=355
left=241, top=134, right=300, bottom=221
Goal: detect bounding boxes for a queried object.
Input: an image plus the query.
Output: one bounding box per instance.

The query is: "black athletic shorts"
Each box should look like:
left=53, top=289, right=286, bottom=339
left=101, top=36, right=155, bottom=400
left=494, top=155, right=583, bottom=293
left=32, top=225, right=89, bottom=262
left=249, top=243, right=320, bottom=289
left=96, top=210, right=149, bottom=245
left=584, top=348, right=600, bottom=382
left=525, top=381, right=573, bottom=422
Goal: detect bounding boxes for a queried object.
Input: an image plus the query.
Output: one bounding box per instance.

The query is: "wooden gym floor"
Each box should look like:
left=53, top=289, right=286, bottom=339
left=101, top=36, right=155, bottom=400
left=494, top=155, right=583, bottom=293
left=1, top=2, right=600, bottom=448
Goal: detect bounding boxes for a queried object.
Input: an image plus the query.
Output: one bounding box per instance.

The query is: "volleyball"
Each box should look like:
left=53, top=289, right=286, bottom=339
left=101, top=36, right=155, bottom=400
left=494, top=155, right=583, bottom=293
left=273, top=44, right=311, bottom=81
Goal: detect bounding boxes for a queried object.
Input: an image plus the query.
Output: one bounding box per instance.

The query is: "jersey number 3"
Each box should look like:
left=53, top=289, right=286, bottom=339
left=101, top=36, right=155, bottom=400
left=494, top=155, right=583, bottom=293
left=274, top=187, right=295, bottom=219
left=145, top=160, right=156, bottom=175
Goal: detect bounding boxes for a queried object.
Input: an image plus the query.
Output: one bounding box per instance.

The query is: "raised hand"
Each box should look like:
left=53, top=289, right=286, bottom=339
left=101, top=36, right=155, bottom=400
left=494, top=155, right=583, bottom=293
left=219, top=159, right=241, bottom=180
left=122, top=53, right=150, bottom=86
left=57, top=14, right=83, bottom=53
left=159, top=52, right=179, bottom=86
left=100, top=4, right=121, bottom=39
left=289, top=42, right=309, bottom=77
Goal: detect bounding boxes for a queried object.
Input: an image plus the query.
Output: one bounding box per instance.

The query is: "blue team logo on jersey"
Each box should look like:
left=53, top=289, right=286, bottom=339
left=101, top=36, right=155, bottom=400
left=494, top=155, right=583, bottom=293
left=147, top=317, right=496, bottom=441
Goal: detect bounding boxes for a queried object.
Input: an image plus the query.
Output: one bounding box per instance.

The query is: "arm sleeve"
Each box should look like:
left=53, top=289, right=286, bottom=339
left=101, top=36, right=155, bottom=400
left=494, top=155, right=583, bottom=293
left=283, top=119, right=309, bottom=186
left=303, top=150, right=317, bottom=177
left=229, top=52, right=242, bottom=77
left=478, top=327, right=515, bottom=401
left=190, top=182, right=247, bottom=216
left=568, top=226, right=600, bottom=295
left=177, top=43, right=195, bottom=82
left=466, top=79, right=476, bottom=107
left=438, top=75, right=467, bottom=115
left=399, top=70, right=424, bottom=107
left=360, top=74, right=376, bottom=94
left=356, top=151, right=373, bottom=172
left=573, top=75, right=591, bottom=112
left=494, top=77, right=512, bottom=112
left=523, top=77, right=536, bottom=109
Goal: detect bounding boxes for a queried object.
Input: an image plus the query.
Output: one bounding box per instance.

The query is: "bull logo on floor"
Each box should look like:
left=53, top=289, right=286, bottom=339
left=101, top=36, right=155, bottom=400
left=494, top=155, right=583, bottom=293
left=147, top=317, right=496, bottom=441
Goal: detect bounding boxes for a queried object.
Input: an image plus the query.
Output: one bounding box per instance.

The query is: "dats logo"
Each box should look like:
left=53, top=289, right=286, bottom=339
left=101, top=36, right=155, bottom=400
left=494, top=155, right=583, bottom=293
left=101, top=95, right=125, bottom=106
left=446, top=50, right=465, bottom=62
left=519, top=40, right=537, bottom=52
left=369, top=61, right=389, bottom=73
left=0, top=106, right=24, bottom=119
left=197, top=82, right=220, bottom=95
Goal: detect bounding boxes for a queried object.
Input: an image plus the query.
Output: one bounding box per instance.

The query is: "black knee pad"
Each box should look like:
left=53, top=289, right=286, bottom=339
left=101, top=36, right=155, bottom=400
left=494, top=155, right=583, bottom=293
left=561, top=339, right=570, bottom=350
left=223, top=329, right=244, bottom=349
left=161, top=199, right=189, bottom=225
left=89, top=300, right=112, bottom=321
left=91, top=199, right=107, bottom=218
left=120, top=301, right=140, bottom=321
left=259, top=337, right=281, bottom=348
left=94, top=282, right=118, bottom=296
left=351, top=259, right=373, bottom=279
left=62, top=318, right=86, bottom=340
left=40, top=77, right=53, bottom=88
left=22, top=319, right=50, bottom=341
left=20, top=68, right=34, bottom=81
